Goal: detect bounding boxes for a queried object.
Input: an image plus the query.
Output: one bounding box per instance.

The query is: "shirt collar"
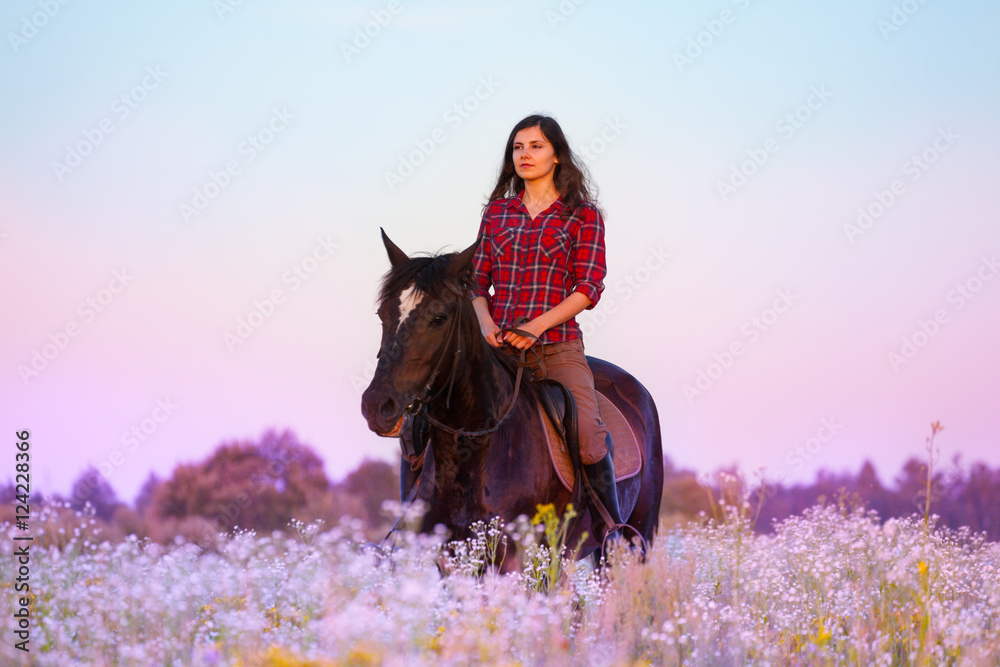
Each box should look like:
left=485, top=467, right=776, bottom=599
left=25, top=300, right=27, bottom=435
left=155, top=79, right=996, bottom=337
left=509, top=189, right=565, bottom=214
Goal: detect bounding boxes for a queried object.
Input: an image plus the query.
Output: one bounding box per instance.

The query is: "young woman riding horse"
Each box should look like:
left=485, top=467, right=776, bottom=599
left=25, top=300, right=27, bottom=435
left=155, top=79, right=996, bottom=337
left=468, top=114, right=624, bottom=546
left=366, top=115, right=662, bottom=564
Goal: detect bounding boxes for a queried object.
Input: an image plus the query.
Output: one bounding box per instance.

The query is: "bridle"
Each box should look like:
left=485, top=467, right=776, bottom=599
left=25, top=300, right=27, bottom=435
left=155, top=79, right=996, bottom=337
left=402, top=282, right=536, bottom=444
left=375, top=283, right=536, bottom=556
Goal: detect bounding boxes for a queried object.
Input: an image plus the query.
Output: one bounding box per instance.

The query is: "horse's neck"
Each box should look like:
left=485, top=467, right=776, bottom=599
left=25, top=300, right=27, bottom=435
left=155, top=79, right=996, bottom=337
left=420, top=322, right=554, bottom=528
left=424, top=322, right=516, bottom=450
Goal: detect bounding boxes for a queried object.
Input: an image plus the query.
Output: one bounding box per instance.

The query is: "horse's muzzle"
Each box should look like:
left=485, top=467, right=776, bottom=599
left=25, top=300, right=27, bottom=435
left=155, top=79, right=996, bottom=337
left=361, top=389, right=406, bottom=437
left=380, top=414, right=405, bottom=438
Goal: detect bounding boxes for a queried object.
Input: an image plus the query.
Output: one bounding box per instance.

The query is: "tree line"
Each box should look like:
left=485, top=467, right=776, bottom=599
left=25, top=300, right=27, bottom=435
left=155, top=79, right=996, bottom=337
left=662, top=455, right=1000, bottom=540
left=3, top=428, right=997, bottom=545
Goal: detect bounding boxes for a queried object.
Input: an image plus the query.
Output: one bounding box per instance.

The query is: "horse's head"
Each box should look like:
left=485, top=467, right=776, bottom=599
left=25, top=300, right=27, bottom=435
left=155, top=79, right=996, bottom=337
left=361, top=229, right=480, bottom=437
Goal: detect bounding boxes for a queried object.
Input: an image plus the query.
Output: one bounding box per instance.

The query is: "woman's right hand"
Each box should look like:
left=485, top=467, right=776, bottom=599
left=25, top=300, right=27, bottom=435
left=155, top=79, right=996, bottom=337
left=480, top=318, right=503, bottom=348
left=472, top=296, right=504, bottom=348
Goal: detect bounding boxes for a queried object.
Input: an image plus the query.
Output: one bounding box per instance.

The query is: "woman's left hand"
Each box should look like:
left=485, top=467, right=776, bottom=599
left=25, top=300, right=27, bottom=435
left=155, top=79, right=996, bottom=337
left=503, top=319, right=546, bottom=350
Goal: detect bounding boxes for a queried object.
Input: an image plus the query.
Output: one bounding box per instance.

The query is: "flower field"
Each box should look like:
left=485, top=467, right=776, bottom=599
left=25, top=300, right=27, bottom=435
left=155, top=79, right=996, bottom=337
left=2, top=502, right=999, bottom=666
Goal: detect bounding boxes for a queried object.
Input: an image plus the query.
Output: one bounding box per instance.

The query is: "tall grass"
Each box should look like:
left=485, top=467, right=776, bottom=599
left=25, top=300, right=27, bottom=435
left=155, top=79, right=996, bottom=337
left=2, top=495, right=998, bottom=666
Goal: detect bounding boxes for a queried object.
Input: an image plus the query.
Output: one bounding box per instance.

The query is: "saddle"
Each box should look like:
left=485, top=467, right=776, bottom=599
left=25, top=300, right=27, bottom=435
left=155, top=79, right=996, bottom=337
left=535, top=379, right=643, bottom=492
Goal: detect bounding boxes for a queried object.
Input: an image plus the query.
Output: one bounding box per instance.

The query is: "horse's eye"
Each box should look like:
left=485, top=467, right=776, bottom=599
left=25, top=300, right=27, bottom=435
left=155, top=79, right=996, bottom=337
left=430, top=314, right=446, bottom=327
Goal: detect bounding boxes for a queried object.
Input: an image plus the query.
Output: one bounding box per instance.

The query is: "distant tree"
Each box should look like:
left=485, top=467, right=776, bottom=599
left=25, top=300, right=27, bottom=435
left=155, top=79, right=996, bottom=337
left=853, top=460, right=891, bottom=519
left=947, top=461, right=1000, bottom=541
left=753, top=483, right=798, bottom=534
left=69, top=466, right=122, bottom=521
left=109, top=505, right=143, bottom=541
left=151, top=429, right=330, bottom=534
left=659, top=459, right=712, bottom=526
left=0, top=482, right=17, bottom=504
left=134, top=472, right=161, bottom=517
left=892, top=457, right=946, bottom=519
left=339, top=458, right=398, bottom=527
left=753, top=462, right=891, bottom=533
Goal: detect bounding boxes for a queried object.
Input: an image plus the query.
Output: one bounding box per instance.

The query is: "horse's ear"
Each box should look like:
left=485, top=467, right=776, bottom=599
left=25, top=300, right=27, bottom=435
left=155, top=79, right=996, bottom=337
left=446, top=236, right=482, bottom=286
left=380, top=228, right=409, bottom=269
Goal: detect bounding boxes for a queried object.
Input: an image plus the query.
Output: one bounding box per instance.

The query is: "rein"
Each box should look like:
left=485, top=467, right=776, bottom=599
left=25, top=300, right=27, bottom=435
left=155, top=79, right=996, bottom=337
left=404, top=286, right=539, bottom=443
left=415, top=328, right=539, bottom=441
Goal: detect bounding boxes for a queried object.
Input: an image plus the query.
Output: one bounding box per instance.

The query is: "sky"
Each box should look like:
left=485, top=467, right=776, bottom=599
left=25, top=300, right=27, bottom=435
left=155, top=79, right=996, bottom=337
left=2, top=1, right=998, bottom=504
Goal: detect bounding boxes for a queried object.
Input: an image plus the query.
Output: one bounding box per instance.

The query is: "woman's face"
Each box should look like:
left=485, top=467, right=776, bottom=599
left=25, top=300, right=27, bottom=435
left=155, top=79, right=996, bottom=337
left=512, top=126, right=558, bottom=184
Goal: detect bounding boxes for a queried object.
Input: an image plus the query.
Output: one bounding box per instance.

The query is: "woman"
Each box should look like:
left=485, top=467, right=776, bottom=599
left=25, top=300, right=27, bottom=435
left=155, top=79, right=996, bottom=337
left=470, top=114, right=623, bottom=545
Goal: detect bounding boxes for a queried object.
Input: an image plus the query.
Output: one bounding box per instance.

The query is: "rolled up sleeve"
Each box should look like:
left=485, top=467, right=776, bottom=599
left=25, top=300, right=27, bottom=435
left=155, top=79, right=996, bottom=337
left=570, top=206, right=607, bottom=309
left=470, top=213, right=493, bottom=300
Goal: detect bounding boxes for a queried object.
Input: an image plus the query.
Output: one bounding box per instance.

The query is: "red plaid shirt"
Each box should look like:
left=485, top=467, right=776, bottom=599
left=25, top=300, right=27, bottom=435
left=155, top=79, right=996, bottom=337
left=471, top=192, right=607, bottom=344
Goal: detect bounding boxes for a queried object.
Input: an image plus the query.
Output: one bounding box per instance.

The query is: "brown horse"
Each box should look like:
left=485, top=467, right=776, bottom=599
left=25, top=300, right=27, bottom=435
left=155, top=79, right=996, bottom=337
left=360, top=230, right=663, bottom=565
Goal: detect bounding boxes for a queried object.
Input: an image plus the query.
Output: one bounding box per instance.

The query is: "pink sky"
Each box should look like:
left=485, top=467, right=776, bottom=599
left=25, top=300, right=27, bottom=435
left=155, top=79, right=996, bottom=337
left=2, top=1, right=998, bottom=503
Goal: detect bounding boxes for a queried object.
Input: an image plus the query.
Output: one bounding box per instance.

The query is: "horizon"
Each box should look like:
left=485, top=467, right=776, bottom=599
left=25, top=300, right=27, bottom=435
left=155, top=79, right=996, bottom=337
left=12, top=422, right=975, bottom=507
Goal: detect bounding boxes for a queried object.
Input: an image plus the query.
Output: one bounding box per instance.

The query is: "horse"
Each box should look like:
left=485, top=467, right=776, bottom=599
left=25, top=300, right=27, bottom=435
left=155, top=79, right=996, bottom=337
left=360, top=230, right=663, bottom=567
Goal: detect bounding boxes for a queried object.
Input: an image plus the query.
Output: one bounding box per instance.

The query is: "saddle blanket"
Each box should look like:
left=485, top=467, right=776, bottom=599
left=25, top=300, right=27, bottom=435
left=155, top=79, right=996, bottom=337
left=540, top=390, right=643, bottom=492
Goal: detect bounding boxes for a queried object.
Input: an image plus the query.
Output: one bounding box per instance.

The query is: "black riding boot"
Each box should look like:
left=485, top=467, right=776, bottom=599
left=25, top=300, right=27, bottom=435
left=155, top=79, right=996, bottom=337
left=582, top=446, right=624, bottom=546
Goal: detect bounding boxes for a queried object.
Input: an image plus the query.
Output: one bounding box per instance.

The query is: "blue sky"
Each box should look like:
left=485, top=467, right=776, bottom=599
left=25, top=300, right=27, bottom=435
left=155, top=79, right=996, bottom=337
left=2, top=0, right=999, bottom=503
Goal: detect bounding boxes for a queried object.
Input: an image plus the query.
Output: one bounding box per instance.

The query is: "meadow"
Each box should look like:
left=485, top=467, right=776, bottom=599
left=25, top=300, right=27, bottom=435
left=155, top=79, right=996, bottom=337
left=2, top=499, right=998, bottom=666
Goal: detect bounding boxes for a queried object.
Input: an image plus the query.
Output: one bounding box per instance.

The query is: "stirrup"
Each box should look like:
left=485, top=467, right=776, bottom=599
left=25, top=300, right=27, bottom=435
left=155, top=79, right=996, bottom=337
left=598, top=522, right=649, bottom=563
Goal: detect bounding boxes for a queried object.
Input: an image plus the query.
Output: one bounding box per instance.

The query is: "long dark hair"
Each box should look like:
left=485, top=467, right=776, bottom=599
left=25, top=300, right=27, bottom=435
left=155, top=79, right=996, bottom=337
left=485, top=114, right=599, bottom=217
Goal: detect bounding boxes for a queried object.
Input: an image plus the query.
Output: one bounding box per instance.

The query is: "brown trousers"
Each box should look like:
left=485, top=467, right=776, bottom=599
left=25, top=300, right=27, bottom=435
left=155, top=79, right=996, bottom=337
left=511, top=338, right=609, bottom=465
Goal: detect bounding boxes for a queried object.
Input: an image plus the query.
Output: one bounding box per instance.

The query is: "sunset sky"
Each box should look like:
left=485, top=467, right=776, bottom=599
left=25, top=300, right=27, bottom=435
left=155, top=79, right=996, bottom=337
left=2, top=0, right=998, bottom=503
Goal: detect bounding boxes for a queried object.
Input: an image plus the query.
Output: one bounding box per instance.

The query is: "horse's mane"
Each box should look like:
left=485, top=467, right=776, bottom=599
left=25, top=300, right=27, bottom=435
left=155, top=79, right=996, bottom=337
left=377, top=253, right=454, bottom=308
